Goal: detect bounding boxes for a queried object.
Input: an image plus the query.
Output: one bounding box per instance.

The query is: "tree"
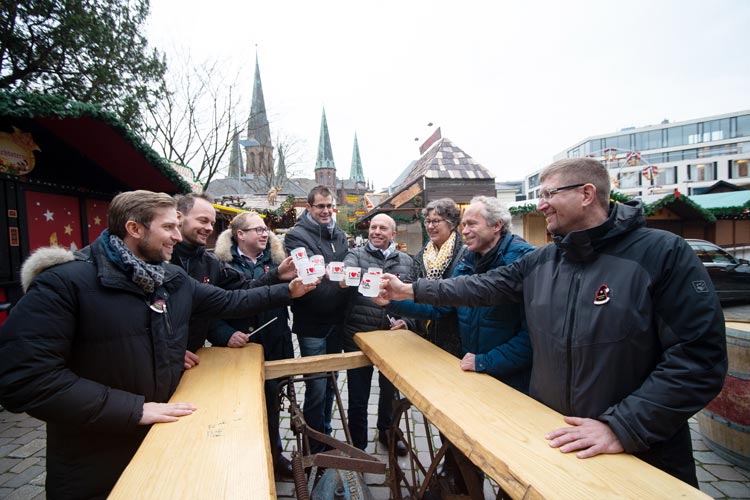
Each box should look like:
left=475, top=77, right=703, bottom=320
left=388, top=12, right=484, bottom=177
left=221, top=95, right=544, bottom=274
left=144, top=53, right=240, bottom=191
left=0, top=0, right=166, bottom=130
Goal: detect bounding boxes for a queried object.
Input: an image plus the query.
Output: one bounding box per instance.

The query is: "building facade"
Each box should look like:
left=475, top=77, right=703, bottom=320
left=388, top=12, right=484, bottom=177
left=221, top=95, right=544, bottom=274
left=524, top=110, right=750, bottom=199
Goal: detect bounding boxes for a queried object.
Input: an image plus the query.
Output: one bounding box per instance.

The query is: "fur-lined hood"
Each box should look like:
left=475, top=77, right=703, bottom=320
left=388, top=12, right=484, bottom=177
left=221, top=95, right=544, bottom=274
left=21, top=246, right=76, bottom=293
left=214, top=228, right=286, bottom=265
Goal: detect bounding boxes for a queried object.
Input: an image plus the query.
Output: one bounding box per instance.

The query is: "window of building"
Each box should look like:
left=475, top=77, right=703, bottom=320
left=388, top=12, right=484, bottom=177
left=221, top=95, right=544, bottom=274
left=703, top=118, right=729, bottom=142
left=634, top=129, right=662, bottom=150
left=738, top=115, right=750, bottom=138
left=655, top=166, right=677, bottom=185
left=619, top=171, right=640, bottom=188
left=731, top=159, right=750, bottom=178
left=528, top=173, right=539, bottom=189
left=688, top=162, right=717, bottom=182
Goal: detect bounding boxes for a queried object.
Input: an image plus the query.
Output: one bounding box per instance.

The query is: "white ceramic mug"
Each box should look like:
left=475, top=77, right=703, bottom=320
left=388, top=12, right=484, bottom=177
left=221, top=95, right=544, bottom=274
left=291, top=247, right=308, bottom=265
left=345, top=266, right=362, bottom=286
left=310, top=254, right=326, bottom=277
left=328, top=261, right=345, bottom=281
left=300, top=262, right=319, bottom=284
left=358, top=272, right=382, bottom=298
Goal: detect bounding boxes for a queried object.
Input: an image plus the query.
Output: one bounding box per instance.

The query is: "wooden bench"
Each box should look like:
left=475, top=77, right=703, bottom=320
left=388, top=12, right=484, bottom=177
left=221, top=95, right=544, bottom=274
left=355, top=329, right=709, bottom=500
left=109, top=345, right=274, bottom=499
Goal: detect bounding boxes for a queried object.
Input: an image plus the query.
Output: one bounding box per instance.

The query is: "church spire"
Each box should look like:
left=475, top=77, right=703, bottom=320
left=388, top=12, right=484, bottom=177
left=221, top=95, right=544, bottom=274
left=228, top=127, right=243, bottom=178
left=314, top=107, right=336, bottom=189
left=244, top=50, right=274, bottom=179
left=315, top=107, right=335, bottom=170
left=349, top=132, right=365, bottom=183
left=275, top=144, right=287, bottom=183
left=247, top=52, right=271, bottom=147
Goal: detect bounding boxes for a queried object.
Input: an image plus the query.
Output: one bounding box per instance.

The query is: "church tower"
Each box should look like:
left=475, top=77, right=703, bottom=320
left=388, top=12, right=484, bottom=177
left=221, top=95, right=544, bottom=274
left=314, top=107, right=336, bottom=189
left=245, top=52, right=273, bottom=179
left=349, top=132, right=365, bottom=185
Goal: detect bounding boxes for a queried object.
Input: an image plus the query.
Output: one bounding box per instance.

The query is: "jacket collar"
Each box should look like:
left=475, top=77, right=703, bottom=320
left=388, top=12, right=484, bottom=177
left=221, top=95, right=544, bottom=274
left=552, top=201, right=644, bottom=263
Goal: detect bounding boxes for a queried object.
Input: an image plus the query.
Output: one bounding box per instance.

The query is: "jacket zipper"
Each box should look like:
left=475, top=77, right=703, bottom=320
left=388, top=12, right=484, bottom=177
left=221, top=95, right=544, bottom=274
left=565, top=266, right=583, bottom=415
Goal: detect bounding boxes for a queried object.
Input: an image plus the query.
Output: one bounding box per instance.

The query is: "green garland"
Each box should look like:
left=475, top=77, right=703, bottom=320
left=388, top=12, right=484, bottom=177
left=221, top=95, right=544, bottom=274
left=0, top=90, right=192, bottom=193
left=644, top=194, right=716, bottom=221
left=260, top=194, right=296, bottom=229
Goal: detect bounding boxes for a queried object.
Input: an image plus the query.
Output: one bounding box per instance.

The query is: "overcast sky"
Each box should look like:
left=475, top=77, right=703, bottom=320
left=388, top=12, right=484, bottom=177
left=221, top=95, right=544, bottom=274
left=147, top=0, right=750, bottom=191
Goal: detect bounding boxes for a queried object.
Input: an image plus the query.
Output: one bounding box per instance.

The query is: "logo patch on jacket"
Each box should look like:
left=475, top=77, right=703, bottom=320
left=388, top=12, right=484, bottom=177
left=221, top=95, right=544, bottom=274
left=202, top=276, right=210, bottom=284
left=149, top=299, right=167, bottom=314
left=692, top=280, right=709, bottom=293
left=594, top=284, right=610, bottom=305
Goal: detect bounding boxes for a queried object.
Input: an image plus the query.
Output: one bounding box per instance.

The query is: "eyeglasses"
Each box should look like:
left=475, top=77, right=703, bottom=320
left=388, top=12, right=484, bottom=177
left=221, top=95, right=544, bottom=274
left=312, top=203, right=334, bottom=210
left=539, top=183, right=585, bottom=201
left=240, top=226, right=269, bottom=235
left=424, top=218, right=445, bottom=227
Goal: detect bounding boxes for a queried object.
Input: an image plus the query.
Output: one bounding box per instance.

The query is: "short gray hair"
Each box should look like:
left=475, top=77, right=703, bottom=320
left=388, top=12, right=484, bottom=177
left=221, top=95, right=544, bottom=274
left=470, top=196, right=512, bottom=236
left=422, top=198, right=461, bottom=229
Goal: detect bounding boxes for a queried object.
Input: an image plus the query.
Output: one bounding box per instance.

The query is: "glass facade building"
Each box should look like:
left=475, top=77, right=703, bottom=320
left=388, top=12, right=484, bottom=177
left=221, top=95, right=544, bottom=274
left=524, top=111, right=750, bottom=199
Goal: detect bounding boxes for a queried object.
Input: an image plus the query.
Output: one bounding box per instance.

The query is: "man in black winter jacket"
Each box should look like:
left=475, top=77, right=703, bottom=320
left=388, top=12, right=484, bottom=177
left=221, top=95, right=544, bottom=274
left=170, top=194, right=296, bottom=365
left=0, top=190, right=315, bottom=500
left=381, top=158, right=727, bottom=487
left=284, top=185, right=349, bottom=453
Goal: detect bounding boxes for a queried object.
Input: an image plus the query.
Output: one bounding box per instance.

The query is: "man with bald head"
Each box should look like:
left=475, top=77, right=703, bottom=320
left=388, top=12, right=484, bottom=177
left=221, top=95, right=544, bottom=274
left=340, top=213, right=413, bottom=454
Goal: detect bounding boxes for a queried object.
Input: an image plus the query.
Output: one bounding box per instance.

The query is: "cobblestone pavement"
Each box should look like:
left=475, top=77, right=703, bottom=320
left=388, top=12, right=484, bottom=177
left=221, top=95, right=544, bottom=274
left=2, top=305, right=750, bottom=499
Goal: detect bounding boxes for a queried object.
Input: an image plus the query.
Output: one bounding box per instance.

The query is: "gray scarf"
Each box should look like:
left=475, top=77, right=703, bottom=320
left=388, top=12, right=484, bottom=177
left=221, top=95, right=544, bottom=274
left=108, top=234, right=165, bottom=293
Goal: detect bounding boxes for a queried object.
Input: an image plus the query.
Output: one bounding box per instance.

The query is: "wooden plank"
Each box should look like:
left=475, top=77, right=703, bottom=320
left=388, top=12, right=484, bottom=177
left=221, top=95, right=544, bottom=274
left=109, top=345, right=274, bottom=500
left=355, top=330, right=709, bottom=500
left=265, top=351, right=372, bottom=379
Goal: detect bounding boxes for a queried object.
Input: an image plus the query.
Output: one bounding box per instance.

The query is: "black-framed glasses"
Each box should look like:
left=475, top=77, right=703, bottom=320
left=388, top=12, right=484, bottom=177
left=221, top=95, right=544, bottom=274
left=539, top=183, right=585, bottom=201
left=240, top=226, right=269, bottom=235
left=312, top=203, right=334, bottom=210
left=424, top=218, right=445, bottom=227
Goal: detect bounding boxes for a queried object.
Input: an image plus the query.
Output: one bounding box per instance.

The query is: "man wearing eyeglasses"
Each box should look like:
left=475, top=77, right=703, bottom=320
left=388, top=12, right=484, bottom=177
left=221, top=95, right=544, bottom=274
left=284, top=185, right=349, bottom=453
left=171, top=194, right=296, bottom=364
left=380, top=158, right=727, bottom=486
left=214, top=210, right=296, bottom=479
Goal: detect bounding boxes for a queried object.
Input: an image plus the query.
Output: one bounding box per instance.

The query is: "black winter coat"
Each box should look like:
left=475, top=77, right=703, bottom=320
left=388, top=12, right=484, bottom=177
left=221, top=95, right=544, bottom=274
left=284, top=211, right=349, bottom=336
left=214, top=228, right=293, bottom=361
left=341, top=245, right=414, bottom=352
left=170, top=241, right=280, bottom=352
left=0, top=237, right=292, bottom=499
left=412, top=202, right=727, bottom=485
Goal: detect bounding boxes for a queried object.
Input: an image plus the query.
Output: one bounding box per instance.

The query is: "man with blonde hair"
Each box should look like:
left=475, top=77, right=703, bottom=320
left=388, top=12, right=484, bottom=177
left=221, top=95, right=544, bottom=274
left=381, top=158, right=727, bottom=486
left=214, top=211, right=295, bottom=478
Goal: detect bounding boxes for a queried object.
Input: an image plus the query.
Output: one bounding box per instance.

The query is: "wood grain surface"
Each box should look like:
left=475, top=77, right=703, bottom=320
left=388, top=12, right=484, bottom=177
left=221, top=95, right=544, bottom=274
left=355, top=329, right=709, bottom=500
left=109, top=345, right=273, bottom=499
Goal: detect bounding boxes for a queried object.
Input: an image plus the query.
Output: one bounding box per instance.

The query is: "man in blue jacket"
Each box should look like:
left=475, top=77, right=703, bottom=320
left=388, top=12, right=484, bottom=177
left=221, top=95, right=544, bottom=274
left=381, top=158, right=727, bottom=486
left=384, top=196, right=533, bottom=493
left=387, top=196, right=534, bottom=391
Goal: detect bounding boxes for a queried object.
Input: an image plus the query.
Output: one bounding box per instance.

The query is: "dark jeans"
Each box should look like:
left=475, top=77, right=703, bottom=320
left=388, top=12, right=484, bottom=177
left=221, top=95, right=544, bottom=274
left=297, top=326, right=341, bottom=453
left=346, top=365, right=397, bottom=450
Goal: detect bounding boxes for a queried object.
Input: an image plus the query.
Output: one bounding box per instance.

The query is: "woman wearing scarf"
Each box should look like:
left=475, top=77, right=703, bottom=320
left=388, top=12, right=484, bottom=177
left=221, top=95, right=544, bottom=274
left=405, top=198, right=465, bottom=357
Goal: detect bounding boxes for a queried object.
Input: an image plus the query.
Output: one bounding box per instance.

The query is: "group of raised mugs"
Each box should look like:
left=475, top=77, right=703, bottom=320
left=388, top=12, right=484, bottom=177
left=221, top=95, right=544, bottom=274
left=290, top=247, right=383, bottom=297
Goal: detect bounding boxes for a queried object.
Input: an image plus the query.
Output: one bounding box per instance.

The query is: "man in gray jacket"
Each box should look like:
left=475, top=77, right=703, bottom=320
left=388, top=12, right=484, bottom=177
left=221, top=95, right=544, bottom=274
left=340, top=214, right=412, bottom=455
left=380, top=158, right=727, bottom=486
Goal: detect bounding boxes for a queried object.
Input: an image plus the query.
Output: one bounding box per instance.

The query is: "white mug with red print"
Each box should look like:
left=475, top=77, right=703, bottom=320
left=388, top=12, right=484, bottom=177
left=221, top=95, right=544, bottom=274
left=328, top=261, right=345, bottom=281
left=358, top=272, right=381, bottom=298
left=345, top=266, right=361, bottom=286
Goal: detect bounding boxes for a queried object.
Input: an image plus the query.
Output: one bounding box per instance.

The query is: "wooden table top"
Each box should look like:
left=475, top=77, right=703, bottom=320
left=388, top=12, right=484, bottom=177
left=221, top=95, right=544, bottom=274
left=355, top=329, right=709, bottom=500
left=109, top=345, right=274, bottom=499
